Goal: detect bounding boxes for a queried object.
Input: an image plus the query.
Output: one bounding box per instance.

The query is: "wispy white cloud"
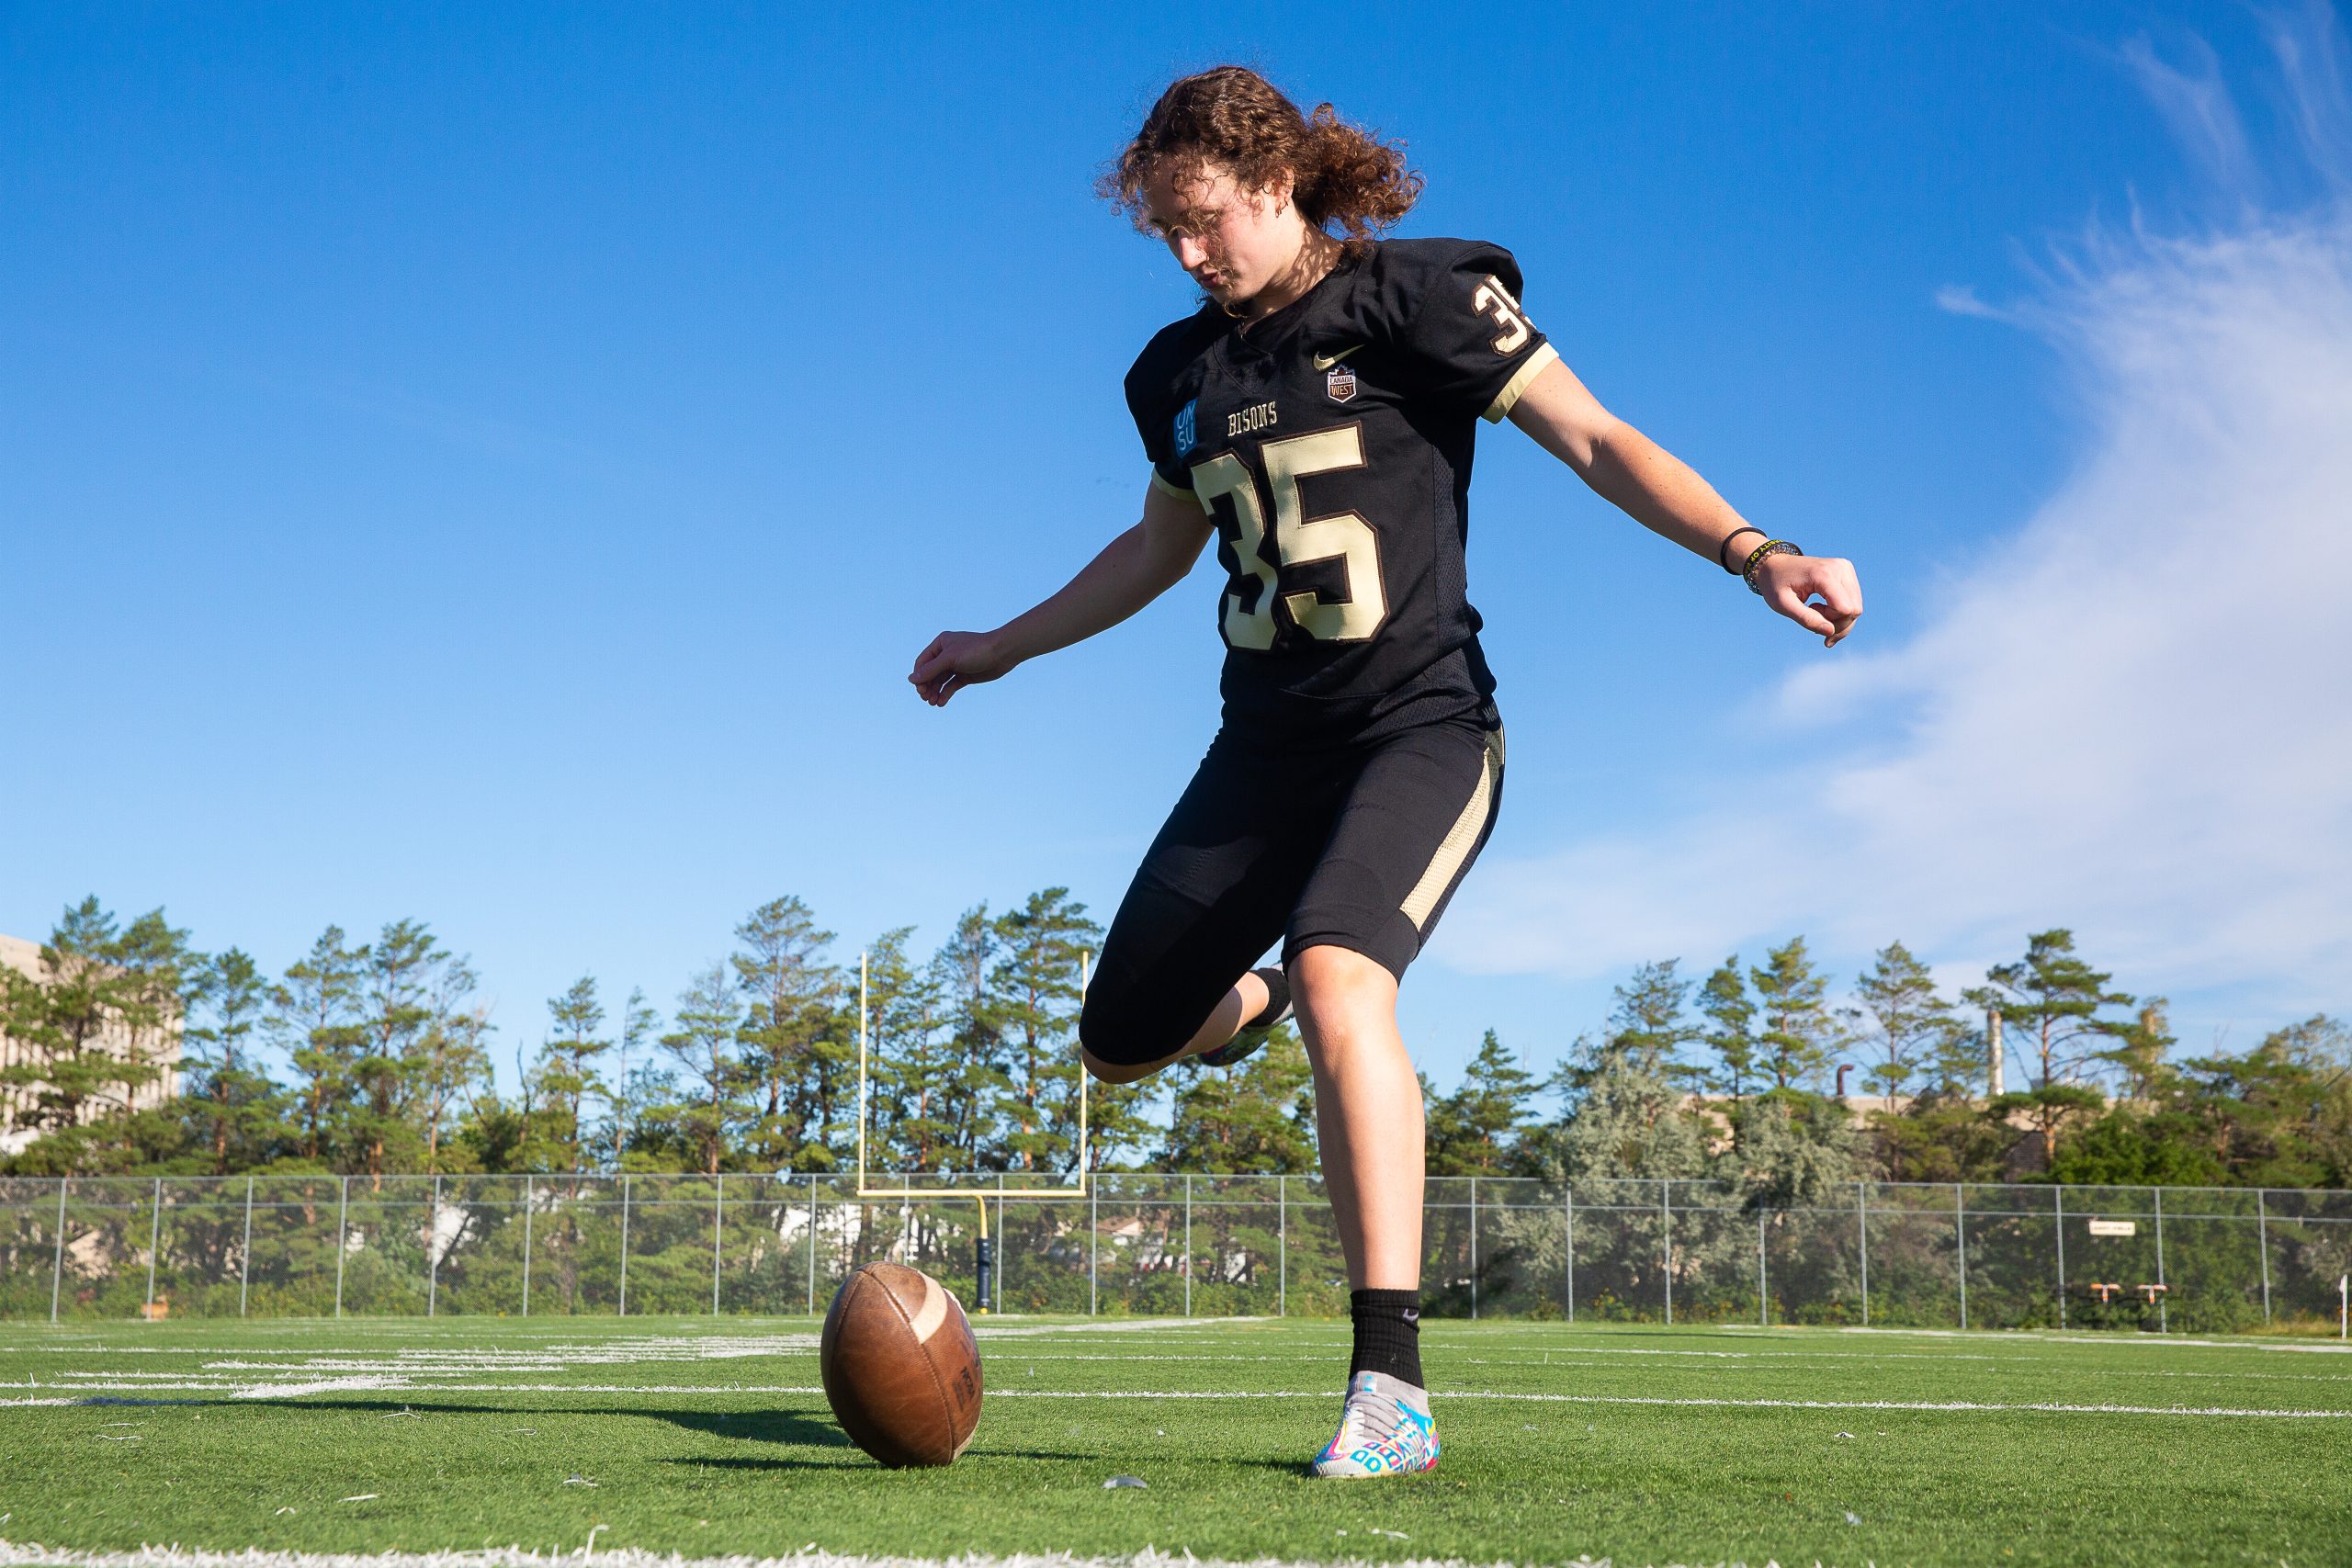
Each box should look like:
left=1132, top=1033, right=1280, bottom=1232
left=2120, top=30, right=2263, bottom=201
left=1445, top=17, right=2352, bottom=1019
left=1930, top=283, right=2008, bottom=321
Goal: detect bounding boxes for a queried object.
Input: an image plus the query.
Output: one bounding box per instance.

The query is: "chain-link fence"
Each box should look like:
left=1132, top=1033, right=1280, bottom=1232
left=2, top=1174, right=2346, bottom=1331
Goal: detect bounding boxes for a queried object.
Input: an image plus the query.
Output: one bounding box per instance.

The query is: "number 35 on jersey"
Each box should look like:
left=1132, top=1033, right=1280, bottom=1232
left=1191, top=423, right=1385, bottom=650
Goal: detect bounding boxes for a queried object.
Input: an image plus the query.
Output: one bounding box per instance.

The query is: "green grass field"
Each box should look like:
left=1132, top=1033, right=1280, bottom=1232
left=0, top=1313, right=2347, bottom=1567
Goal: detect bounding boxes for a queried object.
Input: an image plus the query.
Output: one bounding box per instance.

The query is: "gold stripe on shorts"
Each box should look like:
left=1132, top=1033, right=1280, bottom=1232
left=1398, top=727, right=1506, bottom=931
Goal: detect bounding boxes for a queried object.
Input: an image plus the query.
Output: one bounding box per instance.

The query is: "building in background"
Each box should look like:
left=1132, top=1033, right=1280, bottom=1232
left=0, top=932, right=181, bottom=1155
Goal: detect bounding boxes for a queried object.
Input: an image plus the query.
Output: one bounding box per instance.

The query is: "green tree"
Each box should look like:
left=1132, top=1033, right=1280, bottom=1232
left=2262, top=1015, right=2352, bottom=1183
left=1965, top=929, right=2132, bottom=1093
left=1697, top=955, right=1758, bottom=1109
left=605, top=986, right=658, bottom=1170
left=1426, top=1030, right=1538, bottom=1176
left=1734, top=1093, right=1863, bottom=1211
left=2097, top=1000, right=2177, bottom=1102
left=928, top=907, right=1010, bottom=1170
left=532, top=976, right=611, bottom=1176
left=731, top=897, right=842, bottom=1171
left=2044, top=1105, right=2226, bottom=1186
left=349, top=919, right=447, bottom=1183
left=659, top=962, right=748, bottom=1175
left=1990, top=1083, right=2107, bottom=1173
left=1750, top=936, right=1838, bottom=1090
left=182, top=948, right=282, bottom=1174
left=1872, top=1091, right=2018, bottom=1183
left=1608, top=960, right=1698, bottom=1079
left=411, top=957, right=492, bottom=1175
left=271, top=926, right=369, bottom=1168
left=989, top=888, right=1098, bottom=1174
left=1160, top=1024, right=1317, bottom=1172
left=109, top=907, right=195, bottom=1134
left=864, top=928, right=956, bottom=1174
left=1848, top=941, right=1961, bottom=1098
left=0, top=899, right=191, bottom=1168
left=0, top=900, right=125, bottom=1156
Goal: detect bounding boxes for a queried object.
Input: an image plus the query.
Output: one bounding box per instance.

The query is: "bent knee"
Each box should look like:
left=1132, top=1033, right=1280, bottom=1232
left=1080, top=1046, right=1157, bottom=1086
left=1078, top=987, right=1191, bottom=1081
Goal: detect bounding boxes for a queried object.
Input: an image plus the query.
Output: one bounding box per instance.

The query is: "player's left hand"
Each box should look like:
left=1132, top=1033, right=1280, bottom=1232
left=1755, top=552, right=1862, bottom=647
left=909, top=628, right=1015, bottom=706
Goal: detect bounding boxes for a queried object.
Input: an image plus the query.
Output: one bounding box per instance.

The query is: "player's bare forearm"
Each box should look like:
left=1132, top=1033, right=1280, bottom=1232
left=1507, top=358, right=1863, bottom=647
left=910, top=481, right=1212, bottom=705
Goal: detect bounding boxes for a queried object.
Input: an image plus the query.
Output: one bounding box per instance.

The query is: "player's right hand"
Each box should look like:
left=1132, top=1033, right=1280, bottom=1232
left=910, top=630, right=1014, bottom=706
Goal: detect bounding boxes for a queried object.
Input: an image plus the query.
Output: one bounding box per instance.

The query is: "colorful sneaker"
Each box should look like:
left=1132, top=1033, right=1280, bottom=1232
left=1310, top=1371, right=1439, bottom=1478
left=1194, top=966, right=1291, bottom=1068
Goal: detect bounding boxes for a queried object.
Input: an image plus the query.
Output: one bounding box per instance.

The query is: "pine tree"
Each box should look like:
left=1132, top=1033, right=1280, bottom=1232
left=109, top=907, right=194, bottom=1137
left=535, top=976, right=611, bottom=1176
left=351, top=919, right=446, bottom=1183
left=606, top=987, right=658, bottom=1171
left=660, top=963, right=748, bottom=1176
left=731, top=897, right=842, bottom=1171
left=1426, top=1030, right=1538, bottom=1175
left=1848, top=941, right=1960, bottom=1098
left=412, top=958, right=492, bottom=1175
left=0, top=899, right=124, bottom=1156
left=1750, top=937, right=1838, bottom=1090
left=929, top=908, right=1009, bottom=1171
left=2098, top=1000, right=2177, bottom=1102
left=1608, top=960, right=1698, bottom=1080
left=862, top=929, right=957, bottom=1174
left=1964, top=929, right=2133, bottom=1090
left=1160, top=1024, right=1317, bottom=1173
left=182, top=948, right=280, bottom=1174
left=270, top=926, right=369, bottom=1168
left=1534, top=1033, right=1712, bottom=1181
left=1697, top=956, right=1758, bottom=1107
left=989, top=889, right=1098, bottom=1174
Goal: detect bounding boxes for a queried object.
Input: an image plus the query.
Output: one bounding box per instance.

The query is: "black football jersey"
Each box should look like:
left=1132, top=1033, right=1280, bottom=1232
left=1125, top=238, right=1556, bottom=746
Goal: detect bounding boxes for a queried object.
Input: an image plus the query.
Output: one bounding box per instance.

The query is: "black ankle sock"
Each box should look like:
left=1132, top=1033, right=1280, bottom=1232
left=1244, top=965, right=1291, bottom=1029
left=1348, top=1288, right=1423, bottom=1387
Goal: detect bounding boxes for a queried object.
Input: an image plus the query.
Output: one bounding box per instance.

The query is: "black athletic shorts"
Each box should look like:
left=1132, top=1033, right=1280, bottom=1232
left=1080, top=710, right=1505, bottom=1067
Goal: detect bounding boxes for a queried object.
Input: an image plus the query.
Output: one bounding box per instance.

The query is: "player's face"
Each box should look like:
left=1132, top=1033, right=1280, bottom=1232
left=1143, top=161, right=1302, bottom=309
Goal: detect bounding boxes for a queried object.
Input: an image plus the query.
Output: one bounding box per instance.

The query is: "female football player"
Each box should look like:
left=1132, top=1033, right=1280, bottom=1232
left=910, top=67, right=1861, bottom=1477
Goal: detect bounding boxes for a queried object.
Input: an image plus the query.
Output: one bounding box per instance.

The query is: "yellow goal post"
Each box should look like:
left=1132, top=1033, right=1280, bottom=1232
left=852, top=949, right=1090, bottom=1312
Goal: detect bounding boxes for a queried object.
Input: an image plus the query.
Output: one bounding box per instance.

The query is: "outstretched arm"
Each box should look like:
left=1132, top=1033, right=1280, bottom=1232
left=910, top=479, right=1214, bottom=706
left=1508, top=359, right=1862, bottom=647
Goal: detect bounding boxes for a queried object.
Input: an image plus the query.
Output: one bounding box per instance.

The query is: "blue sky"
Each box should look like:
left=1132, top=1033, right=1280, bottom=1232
left=6, top=3, right=2348, bottom=1100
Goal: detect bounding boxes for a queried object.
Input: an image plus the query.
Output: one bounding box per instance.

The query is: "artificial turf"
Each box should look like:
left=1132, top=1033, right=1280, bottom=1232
left=0, top=1314, right=2346, bottom=1567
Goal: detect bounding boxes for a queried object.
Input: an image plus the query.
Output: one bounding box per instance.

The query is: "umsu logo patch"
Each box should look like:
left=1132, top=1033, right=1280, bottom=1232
left=1172, top=400, right=1198, bottom=457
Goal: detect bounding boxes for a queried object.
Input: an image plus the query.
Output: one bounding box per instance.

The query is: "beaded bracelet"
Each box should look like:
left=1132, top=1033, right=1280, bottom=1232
left=1742, top=539, right=1802, bottom=594
left=1717, top=525, right=1767, bottom=573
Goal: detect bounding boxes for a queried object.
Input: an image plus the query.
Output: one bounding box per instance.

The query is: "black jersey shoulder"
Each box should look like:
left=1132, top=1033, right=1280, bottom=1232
left=1329, top=237, right=1526, bottom=344
left=1123, top=307, right=1225, bottom=478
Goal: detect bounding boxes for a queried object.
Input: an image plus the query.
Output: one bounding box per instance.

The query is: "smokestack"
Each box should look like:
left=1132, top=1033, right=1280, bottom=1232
left=1987, top=1008, right=2004, bottom=1099
left=1836, top=1063, right=1851, bottom=1100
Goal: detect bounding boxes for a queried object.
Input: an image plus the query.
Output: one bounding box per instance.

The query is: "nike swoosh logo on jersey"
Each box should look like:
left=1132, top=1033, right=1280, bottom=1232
left=1311, top=344, right=1365, bottom=370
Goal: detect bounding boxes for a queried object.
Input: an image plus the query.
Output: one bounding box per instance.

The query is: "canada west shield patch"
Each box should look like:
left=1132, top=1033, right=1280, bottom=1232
left=1326, top=365, right=1358, bottom=403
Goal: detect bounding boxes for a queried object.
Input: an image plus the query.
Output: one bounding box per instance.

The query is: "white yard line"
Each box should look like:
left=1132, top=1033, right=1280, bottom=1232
left=4, top=1380, right=2347, bottom=1419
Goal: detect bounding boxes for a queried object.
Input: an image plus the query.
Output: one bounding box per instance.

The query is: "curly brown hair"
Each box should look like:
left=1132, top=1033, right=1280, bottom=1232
left=1099, top=66, right=1422, bottom=245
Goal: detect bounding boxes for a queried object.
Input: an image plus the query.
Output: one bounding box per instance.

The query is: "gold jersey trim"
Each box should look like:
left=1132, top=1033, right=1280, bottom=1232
left=1399, top=727, right=1506, bottom=931
left=1482, top=342, right=1562, bottom=423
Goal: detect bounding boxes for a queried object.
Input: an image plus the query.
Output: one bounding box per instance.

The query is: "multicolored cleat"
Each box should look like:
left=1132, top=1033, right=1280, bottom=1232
left=1311, top=1371, right=1439, bottom=1478
left=1194, top=966, right=1291, bottom=1068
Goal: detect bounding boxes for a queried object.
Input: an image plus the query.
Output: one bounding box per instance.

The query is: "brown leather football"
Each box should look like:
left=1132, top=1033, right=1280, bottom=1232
left=819, top=1261, right=983, bottom=1467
